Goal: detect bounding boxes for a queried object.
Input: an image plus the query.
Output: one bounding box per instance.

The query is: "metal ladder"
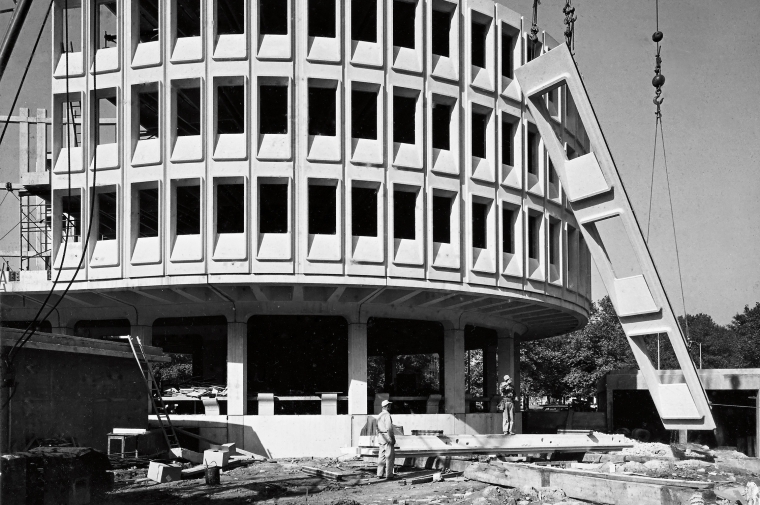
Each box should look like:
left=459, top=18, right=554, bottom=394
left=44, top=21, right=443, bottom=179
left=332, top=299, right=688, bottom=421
left=126, top=335, right=181, bottom=451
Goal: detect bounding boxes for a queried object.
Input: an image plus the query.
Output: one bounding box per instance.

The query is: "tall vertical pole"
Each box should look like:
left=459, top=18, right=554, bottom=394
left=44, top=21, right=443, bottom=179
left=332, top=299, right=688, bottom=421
left=0, top=0, right=35, bottom=82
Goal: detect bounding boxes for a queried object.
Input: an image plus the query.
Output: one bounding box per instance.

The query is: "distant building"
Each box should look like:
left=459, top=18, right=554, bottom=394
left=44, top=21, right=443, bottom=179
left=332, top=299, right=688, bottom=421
left=1, top=0, right=592, bottom=457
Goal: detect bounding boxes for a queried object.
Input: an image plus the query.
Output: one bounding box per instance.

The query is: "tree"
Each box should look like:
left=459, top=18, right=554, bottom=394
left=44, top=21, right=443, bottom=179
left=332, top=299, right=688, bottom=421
left=521, top=296, right=636, bottom=401
left=731, top=302, right=760, bottom=367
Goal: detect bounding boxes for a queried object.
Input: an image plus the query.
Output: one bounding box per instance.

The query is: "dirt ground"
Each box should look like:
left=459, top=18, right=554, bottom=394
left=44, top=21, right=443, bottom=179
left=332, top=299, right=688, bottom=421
left=103, top=442, right=760, bottom=505
left=105, top=460, right=491, bottom=504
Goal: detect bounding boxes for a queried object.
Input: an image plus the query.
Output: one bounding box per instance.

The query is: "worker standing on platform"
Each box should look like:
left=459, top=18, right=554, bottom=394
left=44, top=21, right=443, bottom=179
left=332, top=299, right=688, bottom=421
left=498, top=375, right=515, bottom=435
left=376, top=399, right=396, bottom=479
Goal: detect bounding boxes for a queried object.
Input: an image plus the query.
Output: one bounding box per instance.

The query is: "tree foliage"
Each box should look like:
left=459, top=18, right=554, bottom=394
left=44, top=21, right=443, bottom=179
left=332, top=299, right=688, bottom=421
left=520, top=297, right=760, bottom=401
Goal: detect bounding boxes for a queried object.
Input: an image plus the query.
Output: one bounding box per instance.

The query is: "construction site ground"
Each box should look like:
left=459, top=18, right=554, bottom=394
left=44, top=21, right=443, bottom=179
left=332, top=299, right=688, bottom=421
left=103, top=440, right=760, bottom=505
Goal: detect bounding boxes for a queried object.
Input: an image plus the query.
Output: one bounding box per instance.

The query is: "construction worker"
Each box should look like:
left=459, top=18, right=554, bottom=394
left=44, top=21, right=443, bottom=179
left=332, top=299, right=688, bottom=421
left=498, top=375, right=515, bottom=435
left=376, top=399, right=396, bottom=479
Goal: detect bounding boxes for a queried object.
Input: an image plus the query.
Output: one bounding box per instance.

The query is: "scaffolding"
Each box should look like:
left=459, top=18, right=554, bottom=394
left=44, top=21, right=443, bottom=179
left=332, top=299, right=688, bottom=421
left=1, top=107, right=53, bottom=274
left=19, top=190, right=50, bottom=272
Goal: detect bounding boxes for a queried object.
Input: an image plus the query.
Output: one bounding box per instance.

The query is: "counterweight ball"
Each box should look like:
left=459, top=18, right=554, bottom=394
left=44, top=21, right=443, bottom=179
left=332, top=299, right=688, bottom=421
left=652, top=31, right=663, bottom=42
left=652, top=74, right=666, bottom=87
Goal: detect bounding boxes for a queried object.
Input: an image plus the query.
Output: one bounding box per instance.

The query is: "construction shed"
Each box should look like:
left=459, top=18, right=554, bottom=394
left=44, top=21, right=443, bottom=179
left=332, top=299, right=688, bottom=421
left=0, top=327, right=169, bottom=452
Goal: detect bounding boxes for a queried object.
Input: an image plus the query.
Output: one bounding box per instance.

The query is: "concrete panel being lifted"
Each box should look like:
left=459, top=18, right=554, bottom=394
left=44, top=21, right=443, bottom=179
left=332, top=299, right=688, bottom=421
left=514, top=44, right=715, bottom=430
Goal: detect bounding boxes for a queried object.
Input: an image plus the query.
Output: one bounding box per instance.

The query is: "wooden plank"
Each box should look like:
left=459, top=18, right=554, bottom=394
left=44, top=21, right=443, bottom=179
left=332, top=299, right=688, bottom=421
left=464, top=464, right=707, bottom=505
left=301, top=466, right=356, bottom=481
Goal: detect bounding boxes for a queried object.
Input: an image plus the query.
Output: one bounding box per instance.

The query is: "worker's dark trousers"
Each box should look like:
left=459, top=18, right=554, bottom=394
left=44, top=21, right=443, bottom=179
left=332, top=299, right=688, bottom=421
left=377, top=442, right=395, bottom=478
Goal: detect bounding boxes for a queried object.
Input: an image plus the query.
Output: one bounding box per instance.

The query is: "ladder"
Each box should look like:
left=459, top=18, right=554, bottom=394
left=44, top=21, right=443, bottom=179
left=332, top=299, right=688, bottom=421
left=126, top=335, right=181, bottom=451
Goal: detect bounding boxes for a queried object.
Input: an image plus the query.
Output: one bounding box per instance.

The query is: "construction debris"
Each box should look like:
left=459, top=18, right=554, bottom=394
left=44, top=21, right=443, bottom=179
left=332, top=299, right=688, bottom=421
left=147, top=461, right=182, bottom=483
left=162, top=385, right=227, bottom=399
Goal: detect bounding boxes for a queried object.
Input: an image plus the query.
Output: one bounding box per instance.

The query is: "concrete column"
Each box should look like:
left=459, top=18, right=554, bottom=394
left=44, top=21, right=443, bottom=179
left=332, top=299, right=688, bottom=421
left=130, top=325, right=153, bottom=347
left=513, top=339, right=521, bottom=408
left=227, top=322, right=248, bottom=416
left=756, top=389, right=760, bottom=458
left=348, top=323, right=368, bottom=415
left=497, top=330, right=515, bottom=386
left=484, top=343, right=498, bottom=398
left=444, top=329, right=465, bottom=414
left=321, top=394, right=338, bottom=415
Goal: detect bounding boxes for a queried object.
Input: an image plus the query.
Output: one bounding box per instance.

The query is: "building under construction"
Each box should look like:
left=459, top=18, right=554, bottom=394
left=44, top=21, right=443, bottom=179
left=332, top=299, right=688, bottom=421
left=0, top=0, right=714, bottom=457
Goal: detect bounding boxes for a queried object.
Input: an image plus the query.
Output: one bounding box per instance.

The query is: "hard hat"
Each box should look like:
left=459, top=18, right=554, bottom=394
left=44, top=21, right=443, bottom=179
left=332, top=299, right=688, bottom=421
left=381, top=399, right=392, bottom=407
left=503, top=375, right=511, bottom=381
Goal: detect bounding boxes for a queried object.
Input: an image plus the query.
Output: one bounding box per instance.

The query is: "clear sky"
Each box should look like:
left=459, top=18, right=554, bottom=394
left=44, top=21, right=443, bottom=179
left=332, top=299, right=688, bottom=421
left=0, top=0, right=757, bottom=324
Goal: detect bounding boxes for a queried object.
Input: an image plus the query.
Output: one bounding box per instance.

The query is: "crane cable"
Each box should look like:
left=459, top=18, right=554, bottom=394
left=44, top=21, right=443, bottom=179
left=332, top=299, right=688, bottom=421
left=644, top=0, right=691, bottom=349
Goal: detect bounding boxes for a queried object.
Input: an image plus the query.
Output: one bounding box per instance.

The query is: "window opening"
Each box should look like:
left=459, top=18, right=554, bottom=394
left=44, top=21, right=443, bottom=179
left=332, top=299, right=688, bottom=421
left=96, top=93, right=117, bottom=144
left=352, top=186, right=377, bottom=237
left=472, top=202, right=487, bottom=249
left=501, top=31, right=513, bottom=78
left=259, top=84, right=288, bottom=135
left=431, top=9, right=451, bottom=57
left=259, top=183, right=288, bottom=233
left=472, top=110, right=487, bottom=159
left=432, top=195, right=451, bottom=244
left=60, top=97, right=82, bottom=147
left=501, top=118, right=513, bottom=165
left=176, top=0, right=201, bottom=38
left=393, top=0, right=416, bottom=49
left=527, top=130, right=538, bottom=175
left=352, top=0, right=376, bottom=43
left=217, top=85, right=245, bottom=135
left=308, top=0, right=336, bottom=38
left=96, top=0, right=118, bottom=50
left=393, top=94, right=416, bottom=144
left=138, top=0, right=159, bottom=43
left=549, top=220, right=559, bottom=265
left=260, top=0, right=288, bottom=35
left=308, top=86, right=336, bottom=136
left=59, top=3, right=82, bottom=52
left=176, top=84, right=201, bottom=136
left=394, top=191, right=416, bottom=240
left=502, top=208, right=514, bottom=254
left=308, top=184, right=336, bottom=235
left=138, top=188, right=159, bottom=238
left=471, top=20, right=487, bottom=68
left=549, top=160, right=557, bottom=184
left=61, top=195, right=82, bottom=242
left=432, top=102, right=451, bottom=151
left=352, top=89, right=377, bottom=140
left=98, top=192, right=117, bottom=240
left=137, top=88, right=159, bottom=140
left=176, top=185, right=200, bottom=235
left=217, top=0, right=244, bottom=35
left=528, top=213, right=540, bottom=260
left=217, top=184, right=245, bottom=234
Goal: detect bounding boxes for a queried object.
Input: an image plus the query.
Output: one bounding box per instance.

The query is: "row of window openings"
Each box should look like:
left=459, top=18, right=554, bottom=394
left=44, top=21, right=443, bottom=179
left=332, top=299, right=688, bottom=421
left=65, top=0, right=517, bottom=76
left=71, top=86, right=548, bottom=173
left=62, top=187, right=565, bottom=266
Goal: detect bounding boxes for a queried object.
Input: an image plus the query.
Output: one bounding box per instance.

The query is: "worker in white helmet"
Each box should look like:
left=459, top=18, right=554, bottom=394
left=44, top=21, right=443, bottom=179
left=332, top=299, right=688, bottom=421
left=498, top=375, right=515, bottom=435
left=376, top=399, right=396, bottom=479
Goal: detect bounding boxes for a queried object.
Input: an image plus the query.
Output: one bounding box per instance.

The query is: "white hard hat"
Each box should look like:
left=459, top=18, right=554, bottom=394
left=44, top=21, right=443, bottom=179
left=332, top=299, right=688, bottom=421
left=381, top=399, right=392, bottom=407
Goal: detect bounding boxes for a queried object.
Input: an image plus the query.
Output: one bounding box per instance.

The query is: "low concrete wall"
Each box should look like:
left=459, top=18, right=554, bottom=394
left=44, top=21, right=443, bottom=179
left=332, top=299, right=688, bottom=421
left=522, top=411, right=606, bottom=434
left=157, top=412, right=521, bottom=458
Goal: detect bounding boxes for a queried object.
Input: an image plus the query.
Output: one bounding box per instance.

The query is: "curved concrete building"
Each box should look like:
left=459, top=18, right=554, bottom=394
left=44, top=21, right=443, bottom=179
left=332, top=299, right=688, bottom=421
left=2, top=0, right=593, bottom=456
